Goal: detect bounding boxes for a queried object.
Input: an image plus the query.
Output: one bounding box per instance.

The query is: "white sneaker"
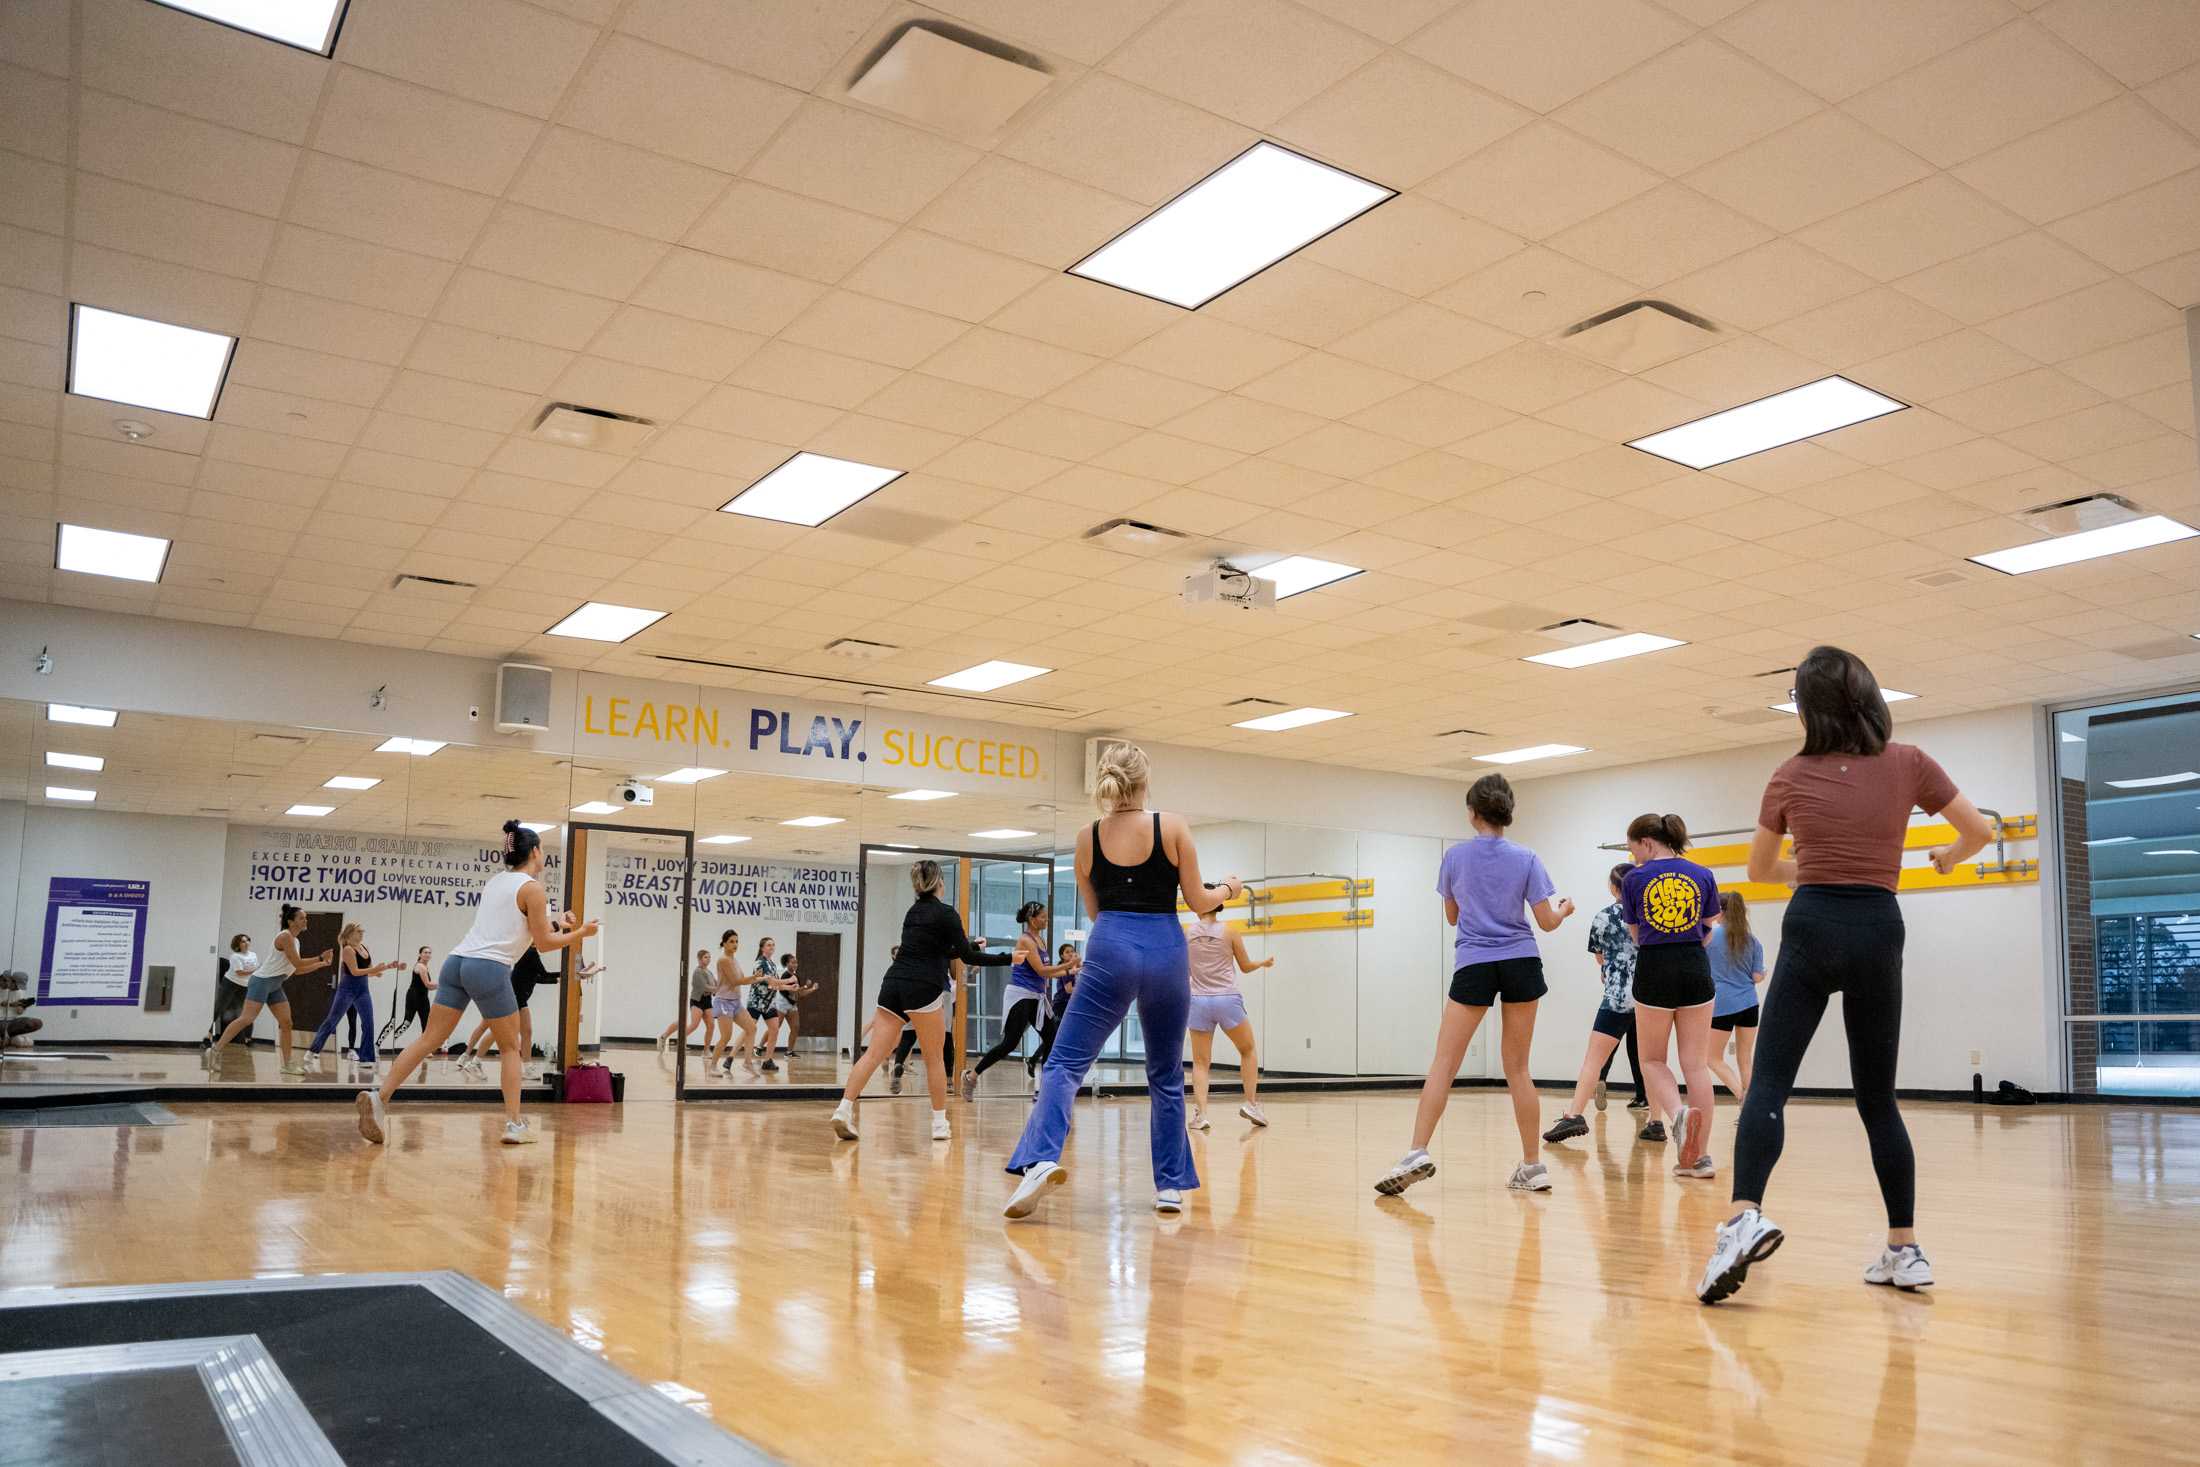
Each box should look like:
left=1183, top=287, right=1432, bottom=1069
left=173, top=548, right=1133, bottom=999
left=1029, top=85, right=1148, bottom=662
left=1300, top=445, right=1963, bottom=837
left=279, top=1058, right=306, bottom=1076
left=1374, top=1149, right=1435, bottom=1196
left=459, top=1056, right=484, bottom=1080
left=1697, top=1208, right=1785, bottom=1305
left=1675, top=1154, right=1717, bottom=1180
left=959, top=1068, right=977, bottom=1102
left=1864, top=1244, right=1934, bottom=1291
left=1508, top=1162, right=1553, bottom=1191
left=523, top=1062, right=543, bottom=1082
left=1003, top=1161, right=1066, bottom=1220
left=354, top=1090, right=386, bottom=1145
left=501, top=1120, right=535, bottom=1146
left=1595, top=1078, right=1608, bottom=1112
left=931, top=1112, right=952, bottom=1141
left=830, top=1100, right=858, bottom=1141
left=1189, top=1108, right=1211, bottom=1131
left=1155, top=1189, right=1184, bottom=1214
left=1239, top=1102, right=1267, bottom=1127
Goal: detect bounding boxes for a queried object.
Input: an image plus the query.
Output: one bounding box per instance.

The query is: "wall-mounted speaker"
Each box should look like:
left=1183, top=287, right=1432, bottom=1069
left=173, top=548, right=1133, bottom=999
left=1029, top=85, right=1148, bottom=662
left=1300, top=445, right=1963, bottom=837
left=496, top=662, right=552, bottom=736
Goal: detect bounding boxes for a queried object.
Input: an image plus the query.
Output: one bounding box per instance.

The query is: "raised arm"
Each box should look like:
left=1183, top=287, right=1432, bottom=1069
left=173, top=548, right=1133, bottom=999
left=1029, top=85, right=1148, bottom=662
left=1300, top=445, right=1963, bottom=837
left=1017, top=931, right=1074, bottom=979
left=1929, top=794, right=1994, bottom=874
left=523, top=882, right=597, bottom=951
left=1167, top=813, right=1238, bottom=916
left=944, top=905, right=1011, bottom=966
left=1531, top=896, right=1575, bottom=932
left=278, top=931, right=331, bottom=976
left=1225, top=929, right=1273, bottom=975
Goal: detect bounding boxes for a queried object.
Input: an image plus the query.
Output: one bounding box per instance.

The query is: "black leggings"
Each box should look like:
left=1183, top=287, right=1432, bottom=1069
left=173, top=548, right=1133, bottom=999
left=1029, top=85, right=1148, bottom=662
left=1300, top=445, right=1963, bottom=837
left=402, top=987, right=431, bottom=1034
left=893, top=1021, right=954, bottom=1073
left=1030, top=1004, right=1063, bottom=1073
left=1732, top=886, right=1914, bottom=1228
left=972, top=996, right=1043, bottom=1076
left=1598, top=1020, right=1646, bottom=1102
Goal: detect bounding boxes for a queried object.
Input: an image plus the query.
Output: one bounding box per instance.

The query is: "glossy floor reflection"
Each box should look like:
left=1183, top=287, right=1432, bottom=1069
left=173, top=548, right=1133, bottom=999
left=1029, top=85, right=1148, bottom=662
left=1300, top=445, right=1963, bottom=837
left=3, top=1090, right=2192, bottom=1465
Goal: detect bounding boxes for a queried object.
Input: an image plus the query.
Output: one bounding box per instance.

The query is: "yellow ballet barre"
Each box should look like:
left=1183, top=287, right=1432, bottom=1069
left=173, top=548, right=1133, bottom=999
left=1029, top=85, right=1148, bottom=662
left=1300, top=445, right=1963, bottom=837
left=1180, top=877, right=1372, bottom=911
left=1205, top=908, right=1375, bottom=935
left=1727, top=861, right=2037, bottom=904
left=1689, top=817, right=2037, bottom=870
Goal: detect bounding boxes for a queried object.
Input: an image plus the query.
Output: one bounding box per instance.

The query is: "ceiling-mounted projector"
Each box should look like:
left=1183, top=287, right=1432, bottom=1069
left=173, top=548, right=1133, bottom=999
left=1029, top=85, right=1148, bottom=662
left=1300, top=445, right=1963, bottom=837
left=1182, top=563, right=1276, bottom=612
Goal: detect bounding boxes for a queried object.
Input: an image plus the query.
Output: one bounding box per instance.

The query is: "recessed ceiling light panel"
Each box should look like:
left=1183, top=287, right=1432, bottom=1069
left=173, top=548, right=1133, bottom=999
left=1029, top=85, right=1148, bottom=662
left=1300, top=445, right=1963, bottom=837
left=928, top=660, right=1050, bottom=693
left=720, top=452, right=903, bottom=527
left=571, top=800, right=623, bottom=815
left=68, top=305, right=236, bottom=420
left=56, top=524, right=171, bottom=583
left=1524, top=632, right=1686, bottom=669
left=375, top=737, right=446, bottom=756
left=970, top=828, right=1038, bottom=839
left=45, top=752, right=105, bottom=771
left=47, top=786, right=97, bottom=802
left=782, top=815, right=845, bottom=827
left=149, top=0, right=349, bottom=53
left=1771, top=689, right=1916, bottom=715
left=1248, top=555, right=1363, bottom=599
left=1231, top=706, right=1352, bottom=732
left=546, top=601, right=667, bottom=643
left=699, top=834, right=752, bottom=845
left=521, top=822, right=560, bottom=834
left=323, top=776, right=380, bottom=791
left=48, top=704, right=118, bottom=727
left=1968, top=515, right=2198, bottom=575
left=1627, top=375, right=1906, bottom=469
left=286, top=804, right=334, bottom=817
left=1473, top=743, right=1588, bottom=765
left=888, top=789, right=957, bottom=801
left=1068, top=141, right=1395, bottom=310
left=655, top=767, right=727, bottom=784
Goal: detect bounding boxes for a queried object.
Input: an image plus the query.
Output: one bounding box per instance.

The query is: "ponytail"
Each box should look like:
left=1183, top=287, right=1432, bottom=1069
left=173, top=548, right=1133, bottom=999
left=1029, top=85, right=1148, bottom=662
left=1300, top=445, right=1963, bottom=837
left=1016, top=900, right=1045, bottom=925
left=501, top=818, right=541, bottom=868
left=1625, top=812, right=1690, bottom=853
left=1721, top=891, right=1751, bottom=962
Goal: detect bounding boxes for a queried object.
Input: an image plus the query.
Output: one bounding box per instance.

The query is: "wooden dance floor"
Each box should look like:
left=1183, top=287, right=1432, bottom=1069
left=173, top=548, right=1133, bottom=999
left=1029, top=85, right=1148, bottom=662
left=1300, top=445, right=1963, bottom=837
left=2, top=1088, right=2191, bottom=1465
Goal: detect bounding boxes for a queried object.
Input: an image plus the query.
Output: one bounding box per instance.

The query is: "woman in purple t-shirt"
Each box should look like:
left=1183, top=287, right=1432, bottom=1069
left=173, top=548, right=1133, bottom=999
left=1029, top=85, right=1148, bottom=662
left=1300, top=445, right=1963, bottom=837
left=1375, top=773, right=1574, bottom=1197
left=1621, top=813, right=1722, bottom=1181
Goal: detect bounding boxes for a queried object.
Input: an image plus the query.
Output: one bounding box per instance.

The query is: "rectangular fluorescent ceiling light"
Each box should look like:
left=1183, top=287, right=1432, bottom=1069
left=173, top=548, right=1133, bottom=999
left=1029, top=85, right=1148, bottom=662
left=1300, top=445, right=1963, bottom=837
left=2061, top=732, right=2086, bottom=743
left=323, top=775, right=380, bottom=791
left=285, top=804, right=334, bottom=817
left=720, top=452, right=902, bottom=527
left=1232, top=706, right=1352, bottom=732
left=2106, top=772, right=2199, bottom=789
left=1067, top=141, right=1394, bottom=309
left=46, top=752, right=104, bottom=771
left=1249, top=556, right=1362, bottom=599
left=49, top=703, right=118, bottom=727
left=1524, top=632, right=1686, bottom=668
left=68, top=304, right=236, bottom=419
left=149, top=1, right=349, bottom=54
left=546, top=601, right=667, bottom=643
left=1474, top=743, right=1588, bottom=765
left=970, top=828, right=1038, bottom=839
left=2083, top=836, right=2135, bottom=846
left=2144, top=849, right=2200, bottom=856
left=375, top=737, right=445, bottom=756
left=929, top=660, right=1050, bottom=692
left=781, top=815, right=844, bottom=827
left=699, top=834, right=751, bottom=845
left=55, top=524, right=171, bottom=583
left=655, top=767, right=727, bottom=784
left=1771, top=689, right=1916, bottom=715
left=521, top=822, right=559, bottom=834
left=887, top=789, right=957, bottom=801
left=1627, top=376, right=1905, bottom=469
left=1968, top=516, right=2199, bottom=575
left=571, top=801, right=623, bottom=815
left=46, top=786, right=96, bottom=802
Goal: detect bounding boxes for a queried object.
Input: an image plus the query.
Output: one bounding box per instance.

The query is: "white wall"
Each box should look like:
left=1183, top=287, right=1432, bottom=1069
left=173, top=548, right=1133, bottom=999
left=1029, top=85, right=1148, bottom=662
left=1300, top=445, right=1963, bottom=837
left=1508, top=705, right=2051, bottom=1091
left=0, top=800, right=22, bottom=976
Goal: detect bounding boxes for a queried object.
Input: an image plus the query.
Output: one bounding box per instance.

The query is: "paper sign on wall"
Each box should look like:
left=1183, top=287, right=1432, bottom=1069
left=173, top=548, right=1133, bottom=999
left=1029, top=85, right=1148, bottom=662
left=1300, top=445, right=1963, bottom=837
left=38, top=876, right=149, bottom=1006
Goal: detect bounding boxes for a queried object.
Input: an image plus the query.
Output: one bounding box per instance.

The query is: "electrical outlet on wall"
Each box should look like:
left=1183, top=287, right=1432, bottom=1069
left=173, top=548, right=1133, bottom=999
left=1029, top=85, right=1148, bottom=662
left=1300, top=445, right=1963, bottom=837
left=1968, top=1049, right=1984, bottom=1068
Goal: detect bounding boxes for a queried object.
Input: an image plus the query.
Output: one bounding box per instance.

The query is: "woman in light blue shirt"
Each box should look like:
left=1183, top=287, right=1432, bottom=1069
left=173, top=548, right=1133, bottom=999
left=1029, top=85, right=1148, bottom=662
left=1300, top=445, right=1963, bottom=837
left=1706, top=892, right=1767, bottom=1101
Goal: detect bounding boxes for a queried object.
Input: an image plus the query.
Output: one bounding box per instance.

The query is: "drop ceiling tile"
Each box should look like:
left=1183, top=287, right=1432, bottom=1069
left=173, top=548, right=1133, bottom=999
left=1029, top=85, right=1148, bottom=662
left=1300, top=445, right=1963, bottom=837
left=1306, top=196, right=1518, bottom=297
left=643, top=424, right=791, bottom=480
left=912, top=157, right=1145, bottom=271
left=551, top=356, right=713, bottom=422
left=782, top=291, right=969, bottom=369
left=1761, top=286, right=1962, bottom=366
left=619, top=0, right=885, bottom=92
left=378, top=370, right=537, bottom=434
left=1715, top=0, right=2010, bottom=101
left=69, top=174, right=277, bottom=280
left=1954, top=97, right=2200, bottom=225
left=1103, top=0, right=1380, bottom=129
left=2033, top=0, right=2200, bottom=87
left=205, top=423, right=349, bottom=478
left=1431, top=247, right=1637, bottom=336
left=462, top=206, right=664, bottom=299
left=2129, top=381, right=2195, bottom=435
left=1240, top=352, right=1416, bottom=417
left=2060, top=327, right=2192, bottom=397
left=631, top=252, right=826, bottom=341
left=2062, top=431, right=2199, bottom=488
left=404, top=323, right=574, bottom=393
left=223, top=340, right=398, bottom=416
left=0, top=62, right=67, bottom=163
left=1896, top=232, right=2109, bottom=323
left=1408, top=0, right=1691, bottom=113
left=564, top=34, right=801, bottom=174
left=2146, top=61, right=2200, bottom=134
left=842, top=232, right=1051, bottom=323
left=1851, top=330, right=2039, bottom=402
left=1273, top=51, right=1527, bottom=188
left=1688, top=111, right=1935, bottom=235
left=1120, top=317, right=1308, bottom=392
left=2001, top=401, right=2173, bottom=462
left=0, top=151, right=64, bottom=234
left=926, top=329, right=1098, bottom=397
left=287, top=153, right=497, bottom=261
left=0, top=222, right=62, bottom=295
left=1325, top=303, right=1517, bottom=381
left=1450, top=417, right=1605, bottom=472
left=1981, top=280, right=2181, bottom=362
left=1667, top=239, right=1875, bottom=331
left=861, top=373, right=1024, bottom=436
left=1163, top=394, right=1326, bottom=453
left=1931, top=368, right=2107, bottom=433
left=806, top=413, right=959, bottom=471
left=436, top=269, right=618, bottom=352
left=2046, top=169, right=2200, bottom=273
left=1548, top=186, right=1774, bottom=288
left=1091, top=430, right=1242, bottom=485
left=728, top=342, right=900, bottom=409
left=1538, top=377, right=1711, bottom=440
left=1812, top=405, right=1973, bottom=465
left=0, top=1, right=68, bottom=78
left=1537, top=444, right=1697, bottom=498
left=1845, top=20, right=2122, bottom=168
left=2132, top=249, right=2200, bottom=308
left=263, top=226, right=455, bottom=317
left=1577, top=47, right=1822, bottom=174
left=1266, top=422, right=1421, bottom=479
left=508, top=127, right=729, bottom=243
left=746, top=101, right=981, bottom=223
left=69, top=242, right=256, bottom=336
left=987, top=275, right=1182, bottom=358
left=212, top=386, right=370, bottom=447
left=356, top=411, right=504, bottom=469
left=1346, top=382, right=1516, bottom=447
left=81, top=0, right=327, bottom=141
left=1421, top=122, right=1660, bottom=243
left=339, top=0, right=599, bottom=118
left=1793, top=175, right=2028, bottom=282
left=1000, top=72, right=1257, bottom=206
left=1889, top=435, right=2043, bottom=489
left=75, top=91, right=298, bottom=217
left=683, top=181, right=900, bottom=285
left=316, top=65, right=543, bottom=196
left=1046, top=362, right=1218, bottom=428
left=1442, top=340, right=1620, bottom=414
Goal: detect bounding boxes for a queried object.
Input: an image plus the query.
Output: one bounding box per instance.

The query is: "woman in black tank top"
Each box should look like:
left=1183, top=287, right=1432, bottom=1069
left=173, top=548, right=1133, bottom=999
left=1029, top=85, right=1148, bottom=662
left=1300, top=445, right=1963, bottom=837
left=1003, top=743, right=1244, bottom=1222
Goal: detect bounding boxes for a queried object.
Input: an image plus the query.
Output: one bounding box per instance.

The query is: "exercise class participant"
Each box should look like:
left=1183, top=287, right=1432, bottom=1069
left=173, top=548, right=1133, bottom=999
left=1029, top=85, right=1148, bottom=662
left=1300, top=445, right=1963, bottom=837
left=961, top=901, right=1076, bottom=1098
left=1706, top=892, right=1768, bottom=1102
left=209, top=904, right=332, bottom=1076
left=1698, top=645, right=1990, bottom=1305
left=209, top=932, right=256, bottom=1045
left=398, top=946, right=435, bottom=1040
left=1003, top=742, right=1242, bottom=1220
left=1543, top=864, right=1646, bottom=1145
left=308, top=923, right=402, bottom=1078
left=890, top=956, right=960, bottom=1091
left=459, top=914, right=564, bottom=1081
left=356, top=820, right=597, bottom=1146
left=1184, top=904, right=1273, bottom=1130
left=831, top=860, right=1010, bottom=1143
left=1375, top=773, right=1573, bottom=1197
left=1028, top=943, right=1080, bottom=1078
left=661, top=948, right=714, bottom=1052
left=1623, top=813, right=1721, bottom=1181
left=709, top=930, right=761, bottom=1079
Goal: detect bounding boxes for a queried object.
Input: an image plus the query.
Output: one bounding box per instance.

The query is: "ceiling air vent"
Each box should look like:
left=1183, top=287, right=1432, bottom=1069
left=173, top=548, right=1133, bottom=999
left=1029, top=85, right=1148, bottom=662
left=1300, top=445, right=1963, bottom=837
left=825, top=638, right=899, bottom=662
left=1459, top=602, right=1570, bottom=633
left=392, top=572, right=480, bottom=600
left=1225, top=697, right=1288, bottom=711
left=1557, top=300, right=1717, bottom=372
left=2018, top=493, right=2141, bottom=536
left=845, top=22, right=1053, bottom=142
left=1435, top=728, right=1491, bottom=739
left=1909, top=569, right=1970, bottom=589
left=1533, top=617, right=1623, bottom=645
left=532, top=403, right=656, bottom=454
left=1084, top=518, right=1192, bottom=556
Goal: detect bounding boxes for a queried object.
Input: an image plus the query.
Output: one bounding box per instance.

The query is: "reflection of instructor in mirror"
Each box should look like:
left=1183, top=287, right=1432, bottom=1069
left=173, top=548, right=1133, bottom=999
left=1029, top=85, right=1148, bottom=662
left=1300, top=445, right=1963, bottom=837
left=208, top=903, right=332, bottom=1077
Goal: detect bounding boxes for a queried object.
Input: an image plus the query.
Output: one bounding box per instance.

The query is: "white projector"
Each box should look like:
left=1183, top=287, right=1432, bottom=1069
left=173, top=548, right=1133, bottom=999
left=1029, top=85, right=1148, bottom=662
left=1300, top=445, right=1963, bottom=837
left=1181, top=563, right=1276, bottom=612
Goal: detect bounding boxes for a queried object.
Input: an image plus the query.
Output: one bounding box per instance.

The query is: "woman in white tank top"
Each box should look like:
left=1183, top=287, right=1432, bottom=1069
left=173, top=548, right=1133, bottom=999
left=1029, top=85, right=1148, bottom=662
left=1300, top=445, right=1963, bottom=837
left=357, top=820, right=598, bottom=1148
left=207, top=903, right=332, bottom=1076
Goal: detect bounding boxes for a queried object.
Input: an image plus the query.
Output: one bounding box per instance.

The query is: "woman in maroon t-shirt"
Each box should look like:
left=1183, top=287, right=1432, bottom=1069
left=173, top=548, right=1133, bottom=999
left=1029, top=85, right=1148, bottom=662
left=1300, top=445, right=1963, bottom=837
left=1696, top=645, right=1992, bottom=1307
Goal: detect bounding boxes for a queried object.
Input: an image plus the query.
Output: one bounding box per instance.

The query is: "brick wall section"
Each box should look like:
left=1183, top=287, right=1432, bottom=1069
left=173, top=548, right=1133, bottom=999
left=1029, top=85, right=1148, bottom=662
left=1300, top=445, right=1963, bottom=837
left=2061, top=776, right=2096, bottom=1094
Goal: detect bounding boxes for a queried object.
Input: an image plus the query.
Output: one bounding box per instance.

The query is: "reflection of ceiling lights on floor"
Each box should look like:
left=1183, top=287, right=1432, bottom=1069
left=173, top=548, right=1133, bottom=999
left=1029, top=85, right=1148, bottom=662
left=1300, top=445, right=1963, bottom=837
left=698, top=835, right=750, bottom=845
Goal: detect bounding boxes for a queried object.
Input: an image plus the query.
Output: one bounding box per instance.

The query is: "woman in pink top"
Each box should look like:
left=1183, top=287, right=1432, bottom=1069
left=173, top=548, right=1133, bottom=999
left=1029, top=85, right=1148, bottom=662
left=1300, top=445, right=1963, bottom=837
left=1696, top=646, right=1992, bottom=1306
left=1185, top=908, right=1274, bottom=1131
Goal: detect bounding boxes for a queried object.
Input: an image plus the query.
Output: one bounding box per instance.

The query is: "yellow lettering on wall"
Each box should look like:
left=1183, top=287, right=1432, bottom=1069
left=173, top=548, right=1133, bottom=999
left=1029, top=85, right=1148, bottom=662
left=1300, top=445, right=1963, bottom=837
left=882, top=729, right=904, bottom=767
left=582, top=696, right=604, bottom=735
left=695, top=707, right=717, bottom=748
left=608, top=698, right=630, bottom=737
left=979, top=742, right=998, bottom=776
left=664, top=704, right=689, bottom=744
left=1019, top=745, right=1037, bottom=779
left=955, top=738, right=974, bottom=773
left=636, top=701, right=662, bottom=739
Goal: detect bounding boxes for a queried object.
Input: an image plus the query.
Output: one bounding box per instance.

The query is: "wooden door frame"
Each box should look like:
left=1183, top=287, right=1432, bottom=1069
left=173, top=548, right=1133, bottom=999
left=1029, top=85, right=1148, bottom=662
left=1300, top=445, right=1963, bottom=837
left=559, top=822, right=695, bottom=1098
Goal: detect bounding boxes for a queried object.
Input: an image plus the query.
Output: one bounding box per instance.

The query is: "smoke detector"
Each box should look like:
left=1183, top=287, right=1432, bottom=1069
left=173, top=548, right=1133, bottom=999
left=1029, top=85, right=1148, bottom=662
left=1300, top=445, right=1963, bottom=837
left=1557, top=301, right=1717, bottom=372
left=532, top=403, right=656, bottom=453
left=844, top=22, right=1053, bottom=142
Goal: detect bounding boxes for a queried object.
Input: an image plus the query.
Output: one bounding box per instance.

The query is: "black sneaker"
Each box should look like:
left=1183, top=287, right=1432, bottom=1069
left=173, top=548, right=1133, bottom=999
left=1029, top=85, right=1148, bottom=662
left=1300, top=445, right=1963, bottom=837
left=1627, top=1095, right=1650, bottom=1111
left=889, top=1064, right=904, bottom=1095
left=1639, top=1119, right=1667, bottom=1143
left=1542, top=1113, right=1589, bottom=1144
left=760, top=1059, right=779, bottom=1073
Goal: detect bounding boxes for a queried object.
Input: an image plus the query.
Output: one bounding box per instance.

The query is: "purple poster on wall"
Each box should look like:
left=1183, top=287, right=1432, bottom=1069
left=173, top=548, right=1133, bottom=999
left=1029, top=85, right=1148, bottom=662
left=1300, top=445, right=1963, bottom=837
left=37, top=877, right=150, bottom=1006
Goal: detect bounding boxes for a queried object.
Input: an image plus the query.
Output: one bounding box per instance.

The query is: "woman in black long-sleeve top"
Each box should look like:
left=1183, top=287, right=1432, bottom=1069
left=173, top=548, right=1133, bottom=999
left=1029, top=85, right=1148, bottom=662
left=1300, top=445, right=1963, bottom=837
left=831, top=860, right=1010, bottom=1144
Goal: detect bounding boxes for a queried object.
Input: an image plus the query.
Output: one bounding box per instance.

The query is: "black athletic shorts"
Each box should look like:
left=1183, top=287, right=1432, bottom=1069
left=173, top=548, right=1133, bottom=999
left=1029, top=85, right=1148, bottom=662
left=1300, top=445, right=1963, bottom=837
left=1449, top=956, right=1546, bottom=1007
left=876, top=975, right=947, bottom=1021
left=1631, top=942, right=1714, bottom=1010
left=690, top=995, right=711, bottom=1012
left=509, top=949, right=547, bottom=1009
left=1591, top=1004, right=1632, bottom=1039
left=1711, top=1004, right=1760, bottom=1031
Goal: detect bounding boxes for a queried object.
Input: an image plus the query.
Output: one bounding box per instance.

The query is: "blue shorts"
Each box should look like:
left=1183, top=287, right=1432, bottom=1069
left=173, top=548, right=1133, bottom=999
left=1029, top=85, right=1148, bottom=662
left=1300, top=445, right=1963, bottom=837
left=1188, top=992, right=1248, bottom=1033
left=244, top=972, right=287, bottom=1004
left=430, top=953, right=519, bottom=1020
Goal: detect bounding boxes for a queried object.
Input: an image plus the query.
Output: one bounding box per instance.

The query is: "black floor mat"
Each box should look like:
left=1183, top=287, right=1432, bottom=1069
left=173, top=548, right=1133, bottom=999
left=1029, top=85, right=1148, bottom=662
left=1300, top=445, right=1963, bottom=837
left=0, top=1102, right=179, bottom=1127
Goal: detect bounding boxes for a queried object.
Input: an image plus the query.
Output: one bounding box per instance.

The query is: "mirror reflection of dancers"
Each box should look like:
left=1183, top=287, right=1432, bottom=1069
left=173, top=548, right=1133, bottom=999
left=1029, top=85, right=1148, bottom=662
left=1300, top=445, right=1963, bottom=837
left=1027, top=942, right=1081, bottom=1081
left=208, top=904, right=332, bottom=1076
left=399, top=946, right=435, bottom=1038
left=1003, top=742, right=1242, bottom=1220
left=960, top=901, right=1077, bottom=1100
left=208, top=932, right=256, bottom=1046
left=357, top=820, right=598, bottom=1146
left=308, top=922, right=403, bottom=1080
left=766, top=954, right=814, bottom=1058
left=744, top=937, right=797, bottom=1072
left=458, top=915, right=573, bottom=1082
left=1185, top=905, right=1273, bottom=1131
left=708, top=930, right=761, bottom=1079
left=889, top=950, right=961, bottom=1093
left=661, top=949, right=714, bottom=1053
left=833, top=861, right=1010, bottom=1143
